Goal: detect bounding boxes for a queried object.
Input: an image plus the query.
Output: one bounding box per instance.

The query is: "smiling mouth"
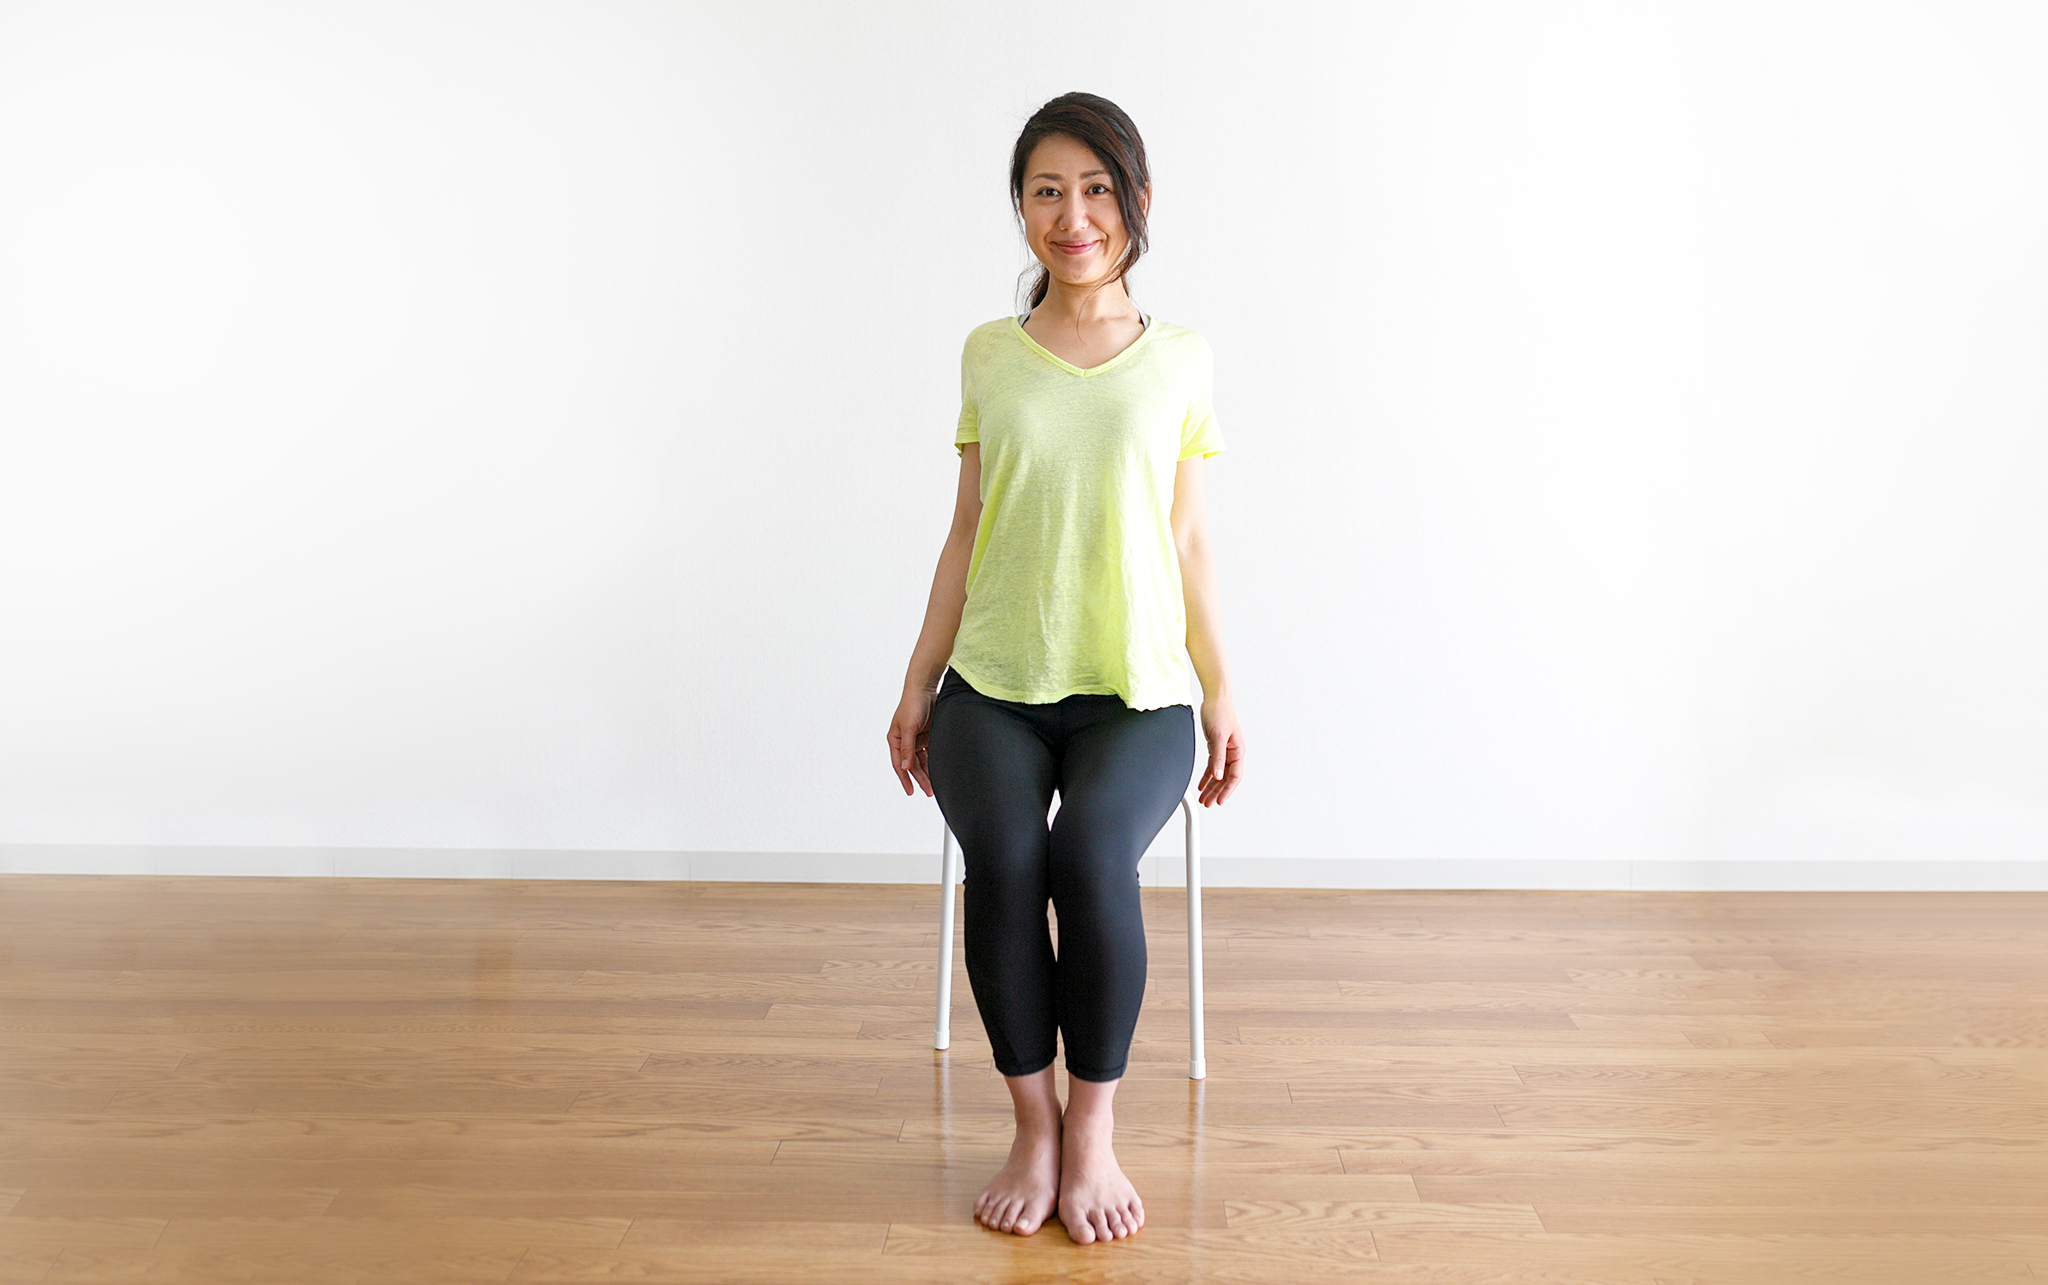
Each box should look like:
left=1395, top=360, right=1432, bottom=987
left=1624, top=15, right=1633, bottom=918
left=1054, top=241, right=1098, bottom=254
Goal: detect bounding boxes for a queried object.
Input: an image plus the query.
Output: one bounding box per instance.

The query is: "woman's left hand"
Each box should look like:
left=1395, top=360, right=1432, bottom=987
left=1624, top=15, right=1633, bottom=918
left=1196, top=695, right=1244, bottom=806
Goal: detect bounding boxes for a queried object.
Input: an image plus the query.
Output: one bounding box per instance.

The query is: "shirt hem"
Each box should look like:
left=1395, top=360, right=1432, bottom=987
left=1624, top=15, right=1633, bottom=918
left=947, top=656, right=1192, bottom=712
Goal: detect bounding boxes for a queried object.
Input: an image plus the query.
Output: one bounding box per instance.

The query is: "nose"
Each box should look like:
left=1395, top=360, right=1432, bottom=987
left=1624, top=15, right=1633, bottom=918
left=1057, top=188, right=1091, bottom=232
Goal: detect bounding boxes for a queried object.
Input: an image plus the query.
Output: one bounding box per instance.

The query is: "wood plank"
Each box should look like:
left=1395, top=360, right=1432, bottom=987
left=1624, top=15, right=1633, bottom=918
left=147, top=1215, right=631, bottom=1248
left=1536, top=1205, right=2048, bottom=1234
left=38, top=1244, right=525, bottom=1283
left=5, top=1188, right=341, bottom=1218
left=0, top=1218, right=166, bottom=1249
left=1370, top=1228, right=2048, bottom=1268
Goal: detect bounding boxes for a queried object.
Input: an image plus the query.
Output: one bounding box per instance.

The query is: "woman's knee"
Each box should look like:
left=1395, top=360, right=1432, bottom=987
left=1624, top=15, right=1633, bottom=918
left=961, top=835, right=1053, bottom=905
left=1044, top=814, right=1145, bottom=908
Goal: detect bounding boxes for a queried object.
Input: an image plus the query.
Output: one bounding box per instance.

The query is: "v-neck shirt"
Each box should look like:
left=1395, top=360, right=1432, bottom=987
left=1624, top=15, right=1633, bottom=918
left=1012, top=308, right=1151, bottom=373
left=949, top=311, right=1226, bottom=711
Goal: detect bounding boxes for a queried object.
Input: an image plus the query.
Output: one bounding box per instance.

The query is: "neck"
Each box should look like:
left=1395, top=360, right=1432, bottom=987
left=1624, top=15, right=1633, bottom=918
left=1030, top=278, right=1141, bottom=328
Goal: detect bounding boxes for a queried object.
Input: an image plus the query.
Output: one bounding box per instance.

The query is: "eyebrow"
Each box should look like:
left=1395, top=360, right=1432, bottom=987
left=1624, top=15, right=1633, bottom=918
left=1029, top=169, right=1108, bottom=181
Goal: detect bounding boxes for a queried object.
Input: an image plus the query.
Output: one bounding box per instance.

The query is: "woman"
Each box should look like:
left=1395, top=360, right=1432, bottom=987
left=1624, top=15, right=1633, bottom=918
left=887, top=91, right=1244, bottom=1245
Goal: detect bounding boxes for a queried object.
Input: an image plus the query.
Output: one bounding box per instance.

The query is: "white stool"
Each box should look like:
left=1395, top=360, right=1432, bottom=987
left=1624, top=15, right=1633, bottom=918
left=933, top=790, right=1207, bottom=1080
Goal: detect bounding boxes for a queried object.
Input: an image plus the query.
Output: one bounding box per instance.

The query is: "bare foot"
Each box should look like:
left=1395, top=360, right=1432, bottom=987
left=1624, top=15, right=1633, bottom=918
left=974, top=1109, right=1061, bottom=1235
left=1058, top=1112, right=1144, bottom=1243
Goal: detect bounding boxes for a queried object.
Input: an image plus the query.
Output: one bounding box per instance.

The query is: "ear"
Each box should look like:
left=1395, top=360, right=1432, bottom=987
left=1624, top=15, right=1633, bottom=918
left=1140, top=182, right=1152, bottom=218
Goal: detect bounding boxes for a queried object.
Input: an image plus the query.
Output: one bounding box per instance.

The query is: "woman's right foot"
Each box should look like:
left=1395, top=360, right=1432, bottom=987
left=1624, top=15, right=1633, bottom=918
left=974, top=1110, right=1062, bottom=1235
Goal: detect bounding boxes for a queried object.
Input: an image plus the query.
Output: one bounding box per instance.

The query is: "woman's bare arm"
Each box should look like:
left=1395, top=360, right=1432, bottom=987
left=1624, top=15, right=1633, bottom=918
left=903, top=444, right=983, bottom=694
left=889, top=444, right=982, bottom=795
left=1172, top=454, right=1244, bottom=806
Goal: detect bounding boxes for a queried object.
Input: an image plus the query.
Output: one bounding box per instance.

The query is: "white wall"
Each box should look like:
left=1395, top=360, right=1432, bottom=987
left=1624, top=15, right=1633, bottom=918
left=2, top=2, right=2045, bottom=885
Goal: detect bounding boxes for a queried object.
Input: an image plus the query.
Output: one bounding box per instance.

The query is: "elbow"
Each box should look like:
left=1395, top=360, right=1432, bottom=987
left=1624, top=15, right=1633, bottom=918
left=948, top=512, right=982, bottom=554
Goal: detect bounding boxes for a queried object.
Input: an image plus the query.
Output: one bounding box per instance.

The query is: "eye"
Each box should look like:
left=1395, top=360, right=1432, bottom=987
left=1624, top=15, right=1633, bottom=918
left=1090, top=184, right=1112, bottom=195
left=1035, top=186, right=1058, bottom=198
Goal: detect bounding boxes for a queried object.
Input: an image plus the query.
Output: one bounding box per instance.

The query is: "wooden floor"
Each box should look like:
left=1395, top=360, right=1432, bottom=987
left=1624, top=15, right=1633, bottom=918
left=0, top=876, right=2044, bottom=1284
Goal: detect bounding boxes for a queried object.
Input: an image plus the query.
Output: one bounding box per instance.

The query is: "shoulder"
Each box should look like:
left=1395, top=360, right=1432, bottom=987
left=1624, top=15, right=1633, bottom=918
left=958, top=317, right=1015, bottom=377
left=1141, top=319, right=1215, bottom=378
left=963, top=316, right=1014, bottom=351
left=1145, top=318, right=1213, bottom=356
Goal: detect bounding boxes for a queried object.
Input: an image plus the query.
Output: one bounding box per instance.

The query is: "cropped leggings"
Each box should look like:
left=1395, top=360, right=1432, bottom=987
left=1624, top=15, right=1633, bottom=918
left=926, top=666, right=1196, bottom=1082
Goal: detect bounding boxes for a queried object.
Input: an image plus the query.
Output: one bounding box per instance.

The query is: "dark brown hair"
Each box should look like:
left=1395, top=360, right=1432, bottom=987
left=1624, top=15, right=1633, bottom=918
left=1009, top=92, right=1151, bottom=313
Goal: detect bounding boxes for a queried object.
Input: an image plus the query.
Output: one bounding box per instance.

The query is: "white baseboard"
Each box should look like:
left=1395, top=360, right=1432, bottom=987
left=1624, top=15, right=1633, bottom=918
left=3, top=845, right=2046, bottom=891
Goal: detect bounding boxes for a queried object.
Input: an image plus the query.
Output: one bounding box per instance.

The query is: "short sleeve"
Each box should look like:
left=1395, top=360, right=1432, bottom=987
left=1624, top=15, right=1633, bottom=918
left=954, top=335, right=979, bottom=457
left=1178, top=336, right=1225, bottom=461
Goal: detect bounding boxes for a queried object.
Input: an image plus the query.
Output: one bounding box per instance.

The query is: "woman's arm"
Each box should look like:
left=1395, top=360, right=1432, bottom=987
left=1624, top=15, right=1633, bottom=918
left=904, top=443, right=983, bottom=695
left=889, top=443, right=983, bottom=797
left=1172, top=454, right=1244, bottom=806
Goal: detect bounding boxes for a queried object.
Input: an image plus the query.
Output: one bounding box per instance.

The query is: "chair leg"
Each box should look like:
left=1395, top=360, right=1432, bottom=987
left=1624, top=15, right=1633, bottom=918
left=1184, top=793, right=1206, bottom=1080
left=935, top=823, right=958, bottom=1051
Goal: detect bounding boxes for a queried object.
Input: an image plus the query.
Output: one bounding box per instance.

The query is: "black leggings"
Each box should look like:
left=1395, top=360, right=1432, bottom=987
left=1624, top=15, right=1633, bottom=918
left=926, top=666, right=1196, bottom=1082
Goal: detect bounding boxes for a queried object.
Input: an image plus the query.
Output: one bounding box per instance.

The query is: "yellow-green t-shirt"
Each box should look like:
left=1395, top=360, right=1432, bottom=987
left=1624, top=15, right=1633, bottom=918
left=949, top=312, right=1225, bottom=711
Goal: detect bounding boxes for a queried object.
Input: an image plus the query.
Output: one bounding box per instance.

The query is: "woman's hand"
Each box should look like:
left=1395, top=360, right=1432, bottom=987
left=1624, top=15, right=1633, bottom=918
left=889, top=687, right=937, bottom=797
left=1196, top=695, right=1244, bottom=807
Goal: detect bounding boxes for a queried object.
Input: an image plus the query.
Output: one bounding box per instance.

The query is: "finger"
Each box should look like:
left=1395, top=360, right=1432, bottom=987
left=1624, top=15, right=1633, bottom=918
left=888, top=737, right=912, bottom=795
left=892, top=728, right=926, bottom=797
left=1217, top=751, right=1243, bottom=804
left=1218, top=736, right=1243, bottom=788
left=912, top=755, right=934, bottom=798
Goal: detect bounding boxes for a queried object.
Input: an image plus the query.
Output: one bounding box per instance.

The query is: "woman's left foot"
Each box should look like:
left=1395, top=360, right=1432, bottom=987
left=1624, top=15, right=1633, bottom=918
left=1056, top=1113, right=1144, bottom=1243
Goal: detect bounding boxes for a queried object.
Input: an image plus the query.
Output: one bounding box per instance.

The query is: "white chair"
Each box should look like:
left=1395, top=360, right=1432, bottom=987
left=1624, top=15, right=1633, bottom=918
left=933, top=791, right=1207, bottom=1080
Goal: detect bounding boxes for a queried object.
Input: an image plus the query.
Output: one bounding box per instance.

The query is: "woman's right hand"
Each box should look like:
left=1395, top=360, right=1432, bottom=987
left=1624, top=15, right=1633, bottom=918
left=889, top=687, right=937, bottom=797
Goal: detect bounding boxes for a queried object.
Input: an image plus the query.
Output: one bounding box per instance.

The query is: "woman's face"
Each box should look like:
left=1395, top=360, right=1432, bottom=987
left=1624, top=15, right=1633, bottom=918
left=1020, top=133, right=1146, bottom=292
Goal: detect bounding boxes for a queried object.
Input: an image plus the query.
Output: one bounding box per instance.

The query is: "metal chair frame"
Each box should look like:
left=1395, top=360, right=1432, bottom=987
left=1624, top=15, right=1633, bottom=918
left=932, top=791, right=1207, bottom=1080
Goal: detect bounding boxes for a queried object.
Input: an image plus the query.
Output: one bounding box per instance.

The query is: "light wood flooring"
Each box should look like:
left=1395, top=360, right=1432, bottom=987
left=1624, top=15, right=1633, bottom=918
left=1, top=874, right=2045, bottom=1283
